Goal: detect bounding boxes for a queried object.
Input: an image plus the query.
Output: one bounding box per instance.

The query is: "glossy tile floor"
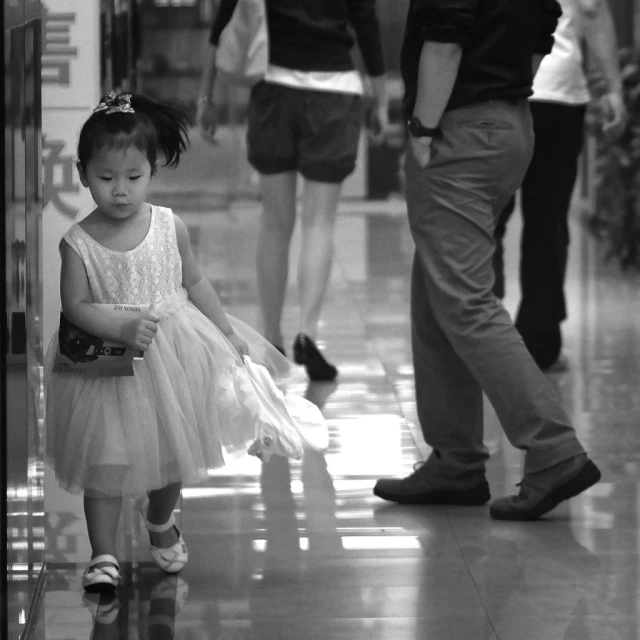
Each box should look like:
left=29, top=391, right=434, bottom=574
left=38, top=132, right=640, bottom=639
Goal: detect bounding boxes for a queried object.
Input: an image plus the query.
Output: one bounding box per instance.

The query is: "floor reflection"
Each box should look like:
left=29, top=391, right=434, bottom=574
left=38, top=129, right=640, bottom=639
left=6, top=364, right=46, bottom=639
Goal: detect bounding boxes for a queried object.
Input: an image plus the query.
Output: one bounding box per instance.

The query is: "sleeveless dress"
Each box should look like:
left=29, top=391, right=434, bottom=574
left=44, top=205, right=327, bottom=497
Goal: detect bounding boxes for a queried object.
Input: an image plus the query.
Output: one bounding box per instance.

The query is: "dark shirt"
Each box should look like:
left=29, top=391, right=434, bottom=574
left=401, top=0, right=562, bottom=118
left=210, top=0, right=385, bottom=77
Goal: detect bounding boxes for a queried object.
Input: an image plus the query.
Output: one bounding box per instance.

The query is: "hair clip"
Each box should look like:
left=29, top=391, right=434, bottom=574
left=94, top=90, right=135, bottom=115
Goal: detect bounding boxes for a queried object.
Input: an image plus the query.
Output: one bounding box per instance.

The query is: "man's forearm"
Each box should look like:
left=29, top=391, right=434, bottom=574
left=412, top=41, right=463, bottom=126
left=582, top=0, right=623, bottom=94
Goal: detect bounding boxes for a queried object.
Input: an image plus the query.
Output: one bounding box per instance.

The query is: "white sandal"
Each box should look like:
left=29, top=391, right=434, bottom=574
left=82, top=555, right=120, bottom=592
left=140, top=500, right=188, bottom=574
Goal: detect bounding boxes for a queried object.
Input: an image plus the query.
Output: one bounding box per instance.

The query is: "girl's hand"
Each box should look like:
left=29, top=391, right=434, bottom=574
left=226, top=331, right=249, bottom=360
left=120, top=313, right=160, bottom=351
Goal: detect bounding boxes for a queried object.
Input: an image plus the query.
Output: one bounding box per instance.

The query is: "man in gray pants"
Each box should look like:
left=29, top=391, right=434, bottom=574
left=373, top=0, right=601, bottom=520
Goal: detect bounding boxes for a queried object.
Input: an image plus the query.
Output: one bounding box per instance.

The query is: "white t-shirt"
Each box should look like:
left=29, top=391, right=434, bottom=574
left=532, top=0, right=590, bottom=105
left=264, top=65, right=364, bottom=95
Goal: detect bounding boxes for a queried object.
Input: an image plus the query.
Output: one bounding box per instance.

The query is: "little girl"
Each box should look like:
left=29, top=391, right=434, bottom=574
left=45, top=91, right=326, bottom=593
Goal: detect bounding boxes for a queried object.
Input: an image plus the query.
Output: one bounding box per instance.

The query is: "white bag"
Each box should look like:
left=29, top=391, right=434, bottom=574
left=243, top=357, right=328, bottom=462
left=215, top=0, right=269, bottom=87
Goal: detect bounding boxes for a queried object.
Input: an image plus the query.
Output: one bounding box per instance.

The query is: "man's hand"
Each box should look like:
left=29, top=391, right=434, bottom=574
left=410, top=137, right=434, bottom=168
left=600, top=91, right=627, bottom=141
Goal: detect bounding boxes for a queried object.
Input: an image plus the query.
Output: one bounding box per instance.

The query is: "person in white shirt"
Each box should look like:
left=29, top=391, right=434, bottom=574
left=493, top=0, right=626, bottom=371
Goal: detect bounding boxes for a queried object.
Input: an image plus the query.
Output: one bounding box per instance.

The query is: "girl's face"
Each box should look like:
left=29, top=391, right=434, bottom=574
left=78, top=146, right=152, bottom=221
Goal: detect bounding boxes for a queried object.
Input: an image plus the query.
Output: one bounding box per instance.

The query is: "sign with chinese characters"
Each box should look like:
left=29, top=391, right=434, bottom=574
left=42, top=0, right=99, bottom=347
left=42, top=2, right=99, bottom=109
left=42, top=8, right=79, bottom=87
left=42, top=121, right=82, bottom=218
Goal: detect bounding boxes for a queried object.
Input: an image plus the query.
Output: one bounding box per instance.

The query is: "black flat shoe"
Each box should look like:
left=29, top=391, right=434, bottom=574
left=373, top=463, right=490, bottom=506
left=293, top=333, right=338, bottom=382
left=489, top=458, right=601, bottom=521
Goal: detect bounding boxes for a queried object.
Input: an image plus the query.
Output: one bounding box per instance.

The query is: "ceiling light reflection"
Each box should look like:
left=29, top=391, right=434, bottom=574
left=251, top=535, right=419, bottom=553
left=341, top=535, right=420, bottom=550
left=182, top=487, right=260, bottom=499
left=396, top=364, right=414, bottom=376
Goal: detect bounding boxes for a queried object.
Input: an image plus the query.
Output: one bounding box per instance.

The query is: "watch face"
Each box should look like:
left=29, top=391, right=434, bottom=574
left=407, top=117, right=421, bottom=136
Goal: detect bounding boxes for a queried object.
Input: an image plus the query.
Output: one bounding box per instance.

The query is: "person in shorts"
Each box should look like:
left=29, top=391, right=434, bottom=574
left=198, top=0, right=388, bottom=381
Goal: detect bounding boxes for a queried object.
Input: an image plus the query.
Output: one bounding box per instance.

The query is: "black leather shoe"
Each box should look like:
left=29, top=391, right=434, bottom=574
left=373, top=463, right=491, bottom=506
left=273, top=345, right=287, bottom=358
left=489, top=458, right=601, bottom=521
left=293, top=333, right=338, bottom=381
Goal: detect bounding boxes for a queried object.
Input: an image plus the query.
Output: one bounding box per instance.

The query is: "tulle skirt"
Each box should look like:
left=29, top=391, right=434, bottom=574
left=44, top=292, right=324, bottom=497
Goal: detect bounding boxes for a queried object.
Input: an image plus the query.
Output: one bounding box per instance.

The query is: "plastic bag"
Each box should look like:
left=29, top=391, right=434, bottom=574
left=243, top=357, right=328, bottom=462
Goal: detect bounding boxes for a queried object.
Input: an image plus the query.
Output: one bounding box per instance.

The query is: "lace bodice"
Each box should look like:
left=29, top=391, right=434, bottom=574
left=63, top=205, right=185, bottom=305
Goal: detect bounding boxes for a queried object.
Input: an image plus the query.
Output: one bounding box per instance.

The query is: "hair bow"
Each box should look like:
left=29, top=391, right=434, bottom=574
left=94, top=90, right=135, bottom=115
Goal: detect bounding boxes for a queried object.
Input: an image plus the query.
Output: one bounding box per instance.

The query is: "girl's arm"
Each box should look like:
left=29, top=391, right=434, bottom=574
left=60, top=240, right=159, bottom=350
left=174, top=215, right=241, bottom=340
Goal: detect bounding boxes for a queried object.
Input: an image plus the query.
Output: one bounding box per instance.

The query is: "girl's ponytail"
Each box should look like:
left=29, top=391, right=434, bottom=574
left=129, top=94, right=191, bottom=168
left=77, top=91, right=191, bottom=170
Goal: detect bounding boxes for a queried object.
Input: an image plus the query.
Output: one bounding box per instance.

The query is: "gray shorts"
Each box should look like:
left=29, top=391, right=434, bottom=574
left=246, top=81, right=362, bottom=183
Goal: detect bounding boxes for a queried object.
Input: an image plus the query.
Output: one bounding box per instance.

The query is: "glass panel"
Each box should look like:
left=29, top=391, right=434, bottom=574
left=24, top=7, right=46, bottom=596
left=5, top=20, right=32, bottom=639
left=2, top=2, right=45, bottom=636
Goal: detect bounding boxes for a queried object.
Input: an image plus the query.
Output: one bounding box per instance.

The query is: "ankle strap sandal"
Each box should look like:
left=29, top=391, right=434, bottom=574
left=82, top=554, right=121, bottom=593
left=140, top=500, right=189, bottom=574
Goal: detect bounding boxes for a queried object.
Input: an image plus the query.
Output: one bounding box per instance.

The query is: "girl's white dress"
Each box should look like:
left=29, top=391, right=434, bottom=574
left=44, top=205, right=327, bottom=497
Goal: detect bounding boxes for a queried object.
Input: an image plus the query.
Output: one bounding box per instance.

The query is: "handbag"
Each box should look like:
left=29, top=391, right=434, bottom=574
left=215, top=0, right=269, bottom=86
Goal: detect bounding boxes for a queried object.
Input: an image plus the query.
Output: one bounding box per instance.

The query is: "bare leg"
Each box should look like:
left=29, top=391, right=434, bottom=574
left=146, top=482, right=182, bottom=548
left=256, top=172, right=298, bottom=346
left=298, top=179, right=342, bottom=338
left=84, top=491, right=122, bottom=566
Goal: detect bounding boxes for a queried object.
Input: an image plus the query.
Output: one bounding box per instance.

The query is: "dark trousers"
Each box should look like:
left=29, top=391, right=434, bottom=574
left=405, top=99, right=584, bottom=481
left=494, top=101, right=587, bottom=367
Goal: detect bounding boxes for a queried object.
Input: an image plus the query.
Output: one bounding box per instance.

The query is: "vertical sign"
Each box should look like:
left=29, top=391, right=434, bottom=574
left=42, top=0, right=100, bottom=347
left=41, top=0, right=101, bottom=571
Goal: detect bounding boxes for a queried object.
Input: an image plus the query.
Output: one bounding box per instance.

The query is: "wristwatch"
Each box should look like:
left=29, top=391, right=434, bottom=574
left=407, top=116, right=442, bottom=138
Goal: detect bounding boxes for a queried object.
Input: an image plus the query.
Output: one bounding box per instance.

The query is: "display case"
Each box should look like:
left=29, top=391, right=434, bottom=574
left=101, top=0, right=142, bottom=94
left=138, top=0, right=218, bottom=106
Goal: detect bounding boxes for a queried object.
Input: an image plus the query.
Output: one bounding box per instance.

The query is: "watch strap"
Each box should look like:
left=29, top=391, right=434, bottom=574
left=407, top=116, right=442, bottom=138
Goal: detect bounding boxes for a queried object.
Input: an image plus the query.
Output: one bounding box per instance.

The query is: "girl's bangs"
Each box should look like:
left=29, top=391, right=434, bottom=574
left=91, top=128, right=154, bottom=160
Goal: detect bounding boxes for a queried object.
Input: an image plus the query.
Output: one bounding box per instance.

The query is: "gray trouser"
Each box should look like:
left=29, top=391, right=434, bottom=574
left=404, top=99, right=585, bottom=482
